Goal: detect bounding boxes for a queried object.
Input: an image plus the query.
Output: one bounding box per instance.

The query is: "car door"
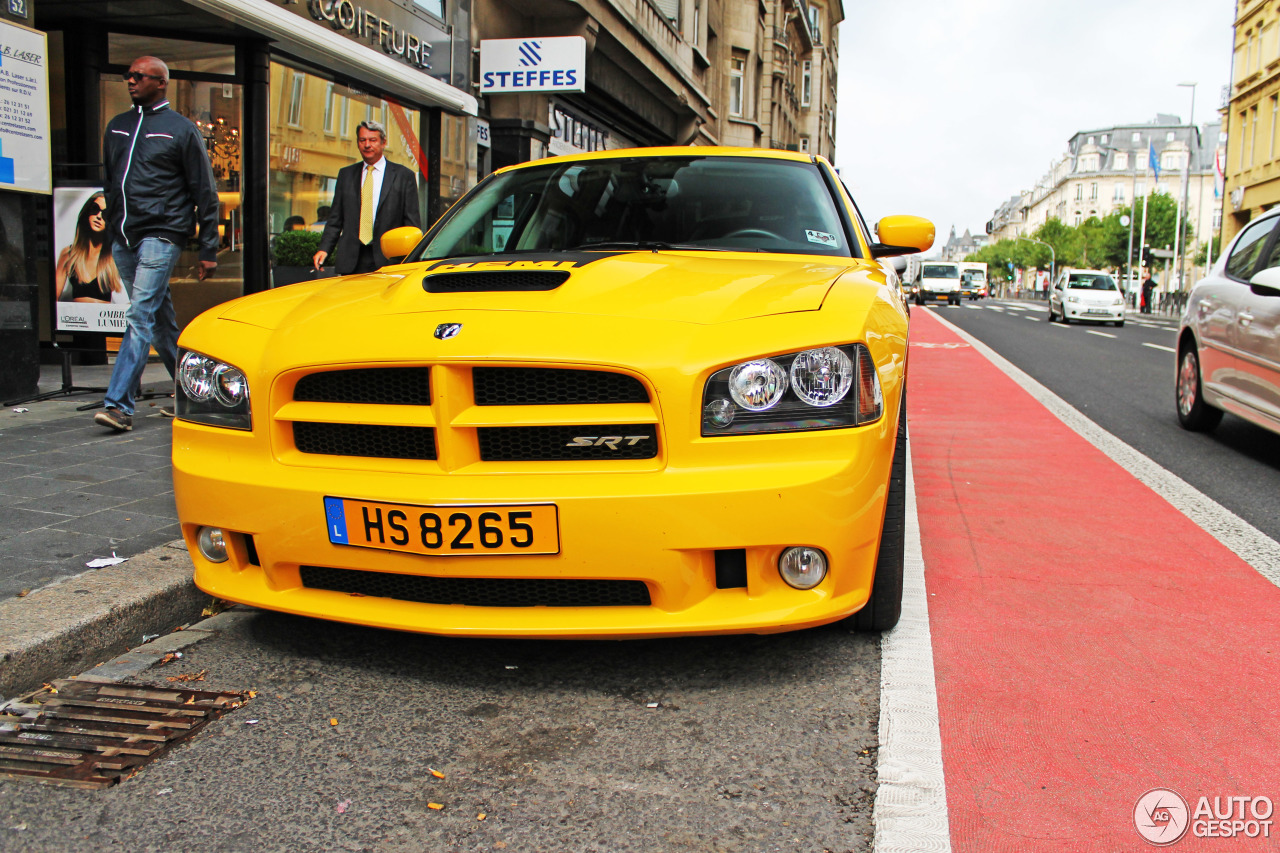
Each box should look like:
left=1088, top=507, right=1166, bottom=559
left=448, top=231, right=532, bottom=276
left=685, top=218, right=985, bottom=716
left=1196, top=215, right=1279, bottom=402
left=1230, top=229, right=1280, bottom=422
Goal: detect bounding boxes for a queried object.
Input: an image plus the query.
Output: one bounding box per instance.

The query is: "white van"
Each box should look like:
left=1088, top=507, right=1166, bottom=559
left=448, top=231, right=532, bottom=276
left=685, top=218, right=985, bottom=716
left=959, top=262, right=987, bottom=299
left=917, top=262, right=962, bottom=306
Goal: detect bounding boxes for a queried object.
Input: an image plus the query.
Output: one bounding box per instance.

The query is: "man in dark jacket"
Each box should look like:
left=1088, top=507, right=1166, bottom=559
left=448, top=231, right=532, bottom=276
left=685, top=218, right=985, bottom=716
left=94, top=55, right=219, bottom=432
left=312, top=120, right=421, bottom=275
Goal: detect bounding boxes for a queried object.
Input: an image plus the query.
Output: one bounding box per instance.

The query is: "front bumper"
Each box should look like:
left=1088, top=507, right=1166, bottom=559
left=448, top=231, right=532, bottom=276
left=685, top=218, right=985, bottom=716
left=1064, top=303, right=1125, bottom=321
left=174, top=420, right=895, bottom=638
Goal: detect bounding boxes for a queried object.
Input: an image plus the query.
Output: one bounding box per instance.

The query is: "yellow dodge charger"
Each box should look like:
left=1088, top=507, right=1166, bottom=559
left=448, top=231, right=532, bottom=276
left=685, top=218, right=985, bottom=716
left=172, top=147, right=933, bottom=638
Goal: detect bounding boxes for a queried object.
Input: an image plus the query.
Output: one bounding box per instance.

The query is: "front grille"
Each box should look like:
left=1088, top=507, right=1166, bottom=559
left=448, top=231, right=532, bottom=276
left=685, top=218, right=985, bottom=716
left=295, top=422, right=437, bottom=459
left=423, top=271, right=570, bottom=292
left=294, top=368, right=431, bottom=405
left=478, top=424, right=658, bottom=461
left=474, top=367, right=649, bottom=406
left=301, top=566, right=651, bottom=607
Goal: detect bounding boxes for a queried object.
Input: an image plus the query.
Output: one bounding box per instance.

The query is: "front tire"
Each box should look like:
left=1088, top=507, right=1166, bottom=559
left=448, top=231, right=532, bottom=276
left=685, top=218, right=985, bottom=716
left=1177, top=345, right=1223, bottom=431
left=850, top=394, right=906, bottom=632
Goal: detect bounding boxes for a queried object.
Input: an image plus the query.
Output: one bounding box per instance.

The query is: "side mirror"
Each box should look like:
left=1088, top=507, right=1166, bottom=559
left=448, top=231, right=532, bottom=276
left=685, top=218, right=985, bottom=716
left=870, top=215, right=935, bottom=258
left=1250, top=266, right=1280, bottom=297
left=380, top=226, right=425, bottom=264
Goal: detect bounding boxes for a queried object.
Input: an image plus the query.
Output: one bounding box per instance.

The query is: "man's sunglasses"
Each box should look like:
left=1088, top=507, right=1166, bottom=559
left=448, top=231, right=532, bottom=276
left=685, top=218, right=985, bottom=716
left=122, top=72, right=164, bottom=83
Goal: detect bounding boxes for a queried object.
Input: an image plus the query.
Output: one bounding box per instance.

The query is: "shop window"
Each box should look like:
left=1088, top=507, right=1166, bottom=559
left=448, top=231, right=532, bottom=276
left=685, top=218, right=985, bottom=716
left=267, top=62, right=426, bottom=274
left=98, top=36, right=242, bottom=327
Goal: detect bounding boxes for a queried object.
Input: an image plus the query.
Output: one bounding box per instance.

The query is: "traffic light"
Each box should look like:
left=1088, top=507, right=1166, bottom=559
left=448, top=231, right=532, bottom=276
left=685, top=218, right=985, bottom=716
left=1142, top=247, right=1153, bottom=267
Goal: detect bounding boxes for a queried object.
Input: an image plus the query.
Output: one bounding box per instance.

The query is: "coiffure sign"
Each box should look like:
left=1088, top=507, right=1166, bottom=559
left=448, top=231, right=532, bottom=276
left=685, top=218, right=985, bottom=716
left=294, top=0, right=442, bottom=70
left=479, top=37, right=586, bottom=94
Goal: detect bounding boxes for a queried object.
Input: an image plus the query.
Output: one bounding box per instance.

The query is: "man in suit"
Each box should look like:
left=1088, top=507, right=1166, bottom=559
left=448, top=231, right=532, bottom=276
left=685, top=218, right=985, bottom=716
left=313, top=120, right=421, bottom=275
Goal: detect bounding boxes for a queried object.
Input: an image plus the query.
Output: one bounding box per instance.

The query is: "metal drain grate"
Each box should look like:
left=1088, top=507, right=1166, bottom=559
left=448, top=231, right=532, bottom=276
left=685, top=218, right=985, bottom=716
left=0, top=679, right=250, bottom=789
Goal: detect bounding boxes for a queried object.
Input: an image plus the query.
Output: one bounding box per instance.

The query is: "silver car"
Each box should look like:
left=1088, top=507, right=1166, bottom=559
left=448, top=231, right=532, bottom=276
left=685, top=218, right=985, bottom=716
left=1177, top=207, right=1280, bottom=434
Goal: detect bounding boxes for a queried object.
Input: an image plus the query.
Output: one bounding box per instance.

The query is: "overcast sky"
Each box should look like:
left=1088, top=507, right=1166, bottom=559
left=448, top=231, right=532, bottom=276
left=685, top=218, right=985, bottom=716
left=834, top=0, right=1235, bottom=247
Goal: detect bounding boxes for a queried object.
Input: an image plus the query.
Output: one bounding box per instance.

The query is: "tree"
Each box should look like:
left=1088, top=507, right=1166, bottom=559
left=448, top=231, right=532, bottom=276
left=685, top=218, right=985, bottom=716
left=1193, top=235, right=1222, bottom=267
left=1132, top=192, right=1192, bottom=269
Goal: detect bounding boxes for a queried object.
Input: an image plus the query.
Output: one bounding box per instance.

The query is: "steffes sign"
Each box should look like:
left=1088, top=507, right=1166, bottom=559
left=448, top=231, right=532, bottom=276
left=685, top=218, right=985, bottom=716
left=283, top=0, right=442, bottom=70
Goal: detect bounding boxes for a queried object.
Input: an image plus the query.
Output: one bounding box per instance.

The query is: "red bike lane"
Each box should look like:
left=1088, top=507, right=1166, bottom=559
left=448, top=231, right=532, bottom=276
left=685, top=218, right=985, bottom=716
left=905, top=307, right=1280, bottom=852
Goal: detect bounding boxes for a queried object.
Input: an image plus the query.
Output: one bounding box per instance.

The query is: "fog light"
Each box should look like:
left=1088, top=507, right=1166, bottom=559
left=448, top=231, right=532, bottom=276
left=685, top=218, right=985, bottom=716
left=778, top=546, right=827, bottom=589
left=197, top=526, right=229, bottom=563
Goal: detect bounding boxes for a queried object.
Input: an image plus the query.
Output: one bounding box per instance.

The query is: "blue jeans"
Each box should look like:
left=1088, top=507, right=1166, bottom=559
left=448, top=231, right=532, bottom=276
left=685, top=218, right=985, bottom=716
left=103, top=236, right=183, bottom=415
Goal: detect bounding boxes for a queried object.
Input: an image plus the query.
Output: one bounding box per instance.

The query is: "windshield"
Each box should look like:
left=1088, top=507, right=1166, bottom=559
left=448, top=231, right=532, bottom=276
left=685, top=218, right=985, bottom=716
left=922, top=264, right=959, bottom=279
left=1067, top=273, right=1117, bottom=290
left=417, top=156, right=853, bottom=260
left=964, top=269, right=985, bottom=281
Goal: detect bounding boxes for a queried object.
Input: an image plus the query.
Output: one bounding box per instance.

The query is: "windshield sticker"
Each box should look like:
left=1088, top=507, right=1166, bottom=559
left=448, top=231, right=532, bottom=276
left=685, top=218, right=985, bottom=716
left=805, top=230, right=838, bottom=246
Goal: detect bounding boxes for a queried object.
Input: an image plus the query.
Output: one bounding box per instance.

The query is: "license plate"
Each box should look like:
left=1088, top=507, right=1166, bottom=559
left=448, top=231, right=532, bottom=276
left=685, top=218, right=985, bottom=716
left=1086, top=309, right=1109, bottom=315
left=324, top=497, right=559, bottom=556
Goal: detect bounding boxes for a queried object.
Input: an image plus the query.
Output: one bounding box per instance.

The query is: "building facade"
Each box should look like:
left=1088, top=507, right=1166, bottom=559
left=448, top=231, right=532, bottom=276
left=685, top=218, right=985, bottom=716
left=473, top=0, right=841, bottom=177
left=988, top=116, right=1224, bottom=272
left=1222, top=0, right=1280, bottom=246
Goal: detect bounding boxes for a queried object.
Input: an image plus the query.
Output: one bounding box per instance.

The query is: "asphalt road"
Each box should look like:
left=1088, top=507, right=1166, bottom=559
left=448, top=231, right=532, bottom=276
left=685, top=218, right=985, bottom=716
left=926, top=298, right=1280, bottom=545
left=0, top=610, right=880, bottom=852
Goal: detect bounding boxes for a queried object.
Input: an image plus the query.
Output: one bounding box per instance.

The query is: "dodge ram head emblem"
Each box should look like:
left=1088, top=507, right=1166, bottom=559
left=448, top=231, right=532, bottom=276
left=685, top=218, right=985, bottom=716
left=434, top=323, right=463, bottom=340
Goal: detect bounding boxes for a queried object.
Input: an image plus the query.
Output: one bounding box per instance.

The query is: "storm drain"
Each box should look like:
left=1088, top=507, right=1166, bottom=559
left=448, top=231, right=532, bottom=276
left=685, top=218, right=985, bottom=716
left=0, top=679, right=250, bottom=789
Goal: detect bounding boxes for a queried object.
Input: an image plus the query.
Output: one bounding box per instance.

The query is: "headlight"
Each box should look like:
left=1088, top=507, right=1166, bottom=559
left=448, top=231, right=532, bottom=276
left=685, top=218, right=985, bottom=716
left=1113, top=296, right=1124, bottom=306
left=177, top=349, right=251, bottom=430
left=701, top=344, right=882, bottom=435
left=1066, top=294, right=1080, bottom=303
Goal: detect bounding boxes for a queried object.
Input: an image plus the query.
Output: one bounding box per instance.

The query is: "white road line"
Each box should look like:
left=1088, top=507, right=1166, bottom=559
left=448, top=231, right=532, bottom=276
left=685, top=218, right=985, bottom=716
left=875, top=452, right=952, bottom=853
left=928, top=309, right=1280, bottom=590
left=964, top=305, right=981, bottom=310
left=1143, top=342, right=1176, bottom=353
left=1086, top=330, right=1116, bottom=338
left=1026, top=316, right=1040, bottom=322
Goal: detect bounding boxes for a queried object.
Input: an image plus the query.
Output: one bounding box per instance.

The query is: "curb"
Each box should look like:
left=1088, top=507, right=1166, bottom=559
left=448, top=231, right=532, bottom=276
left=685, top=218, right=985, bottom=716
left=0, top=540, right=215, bottom=701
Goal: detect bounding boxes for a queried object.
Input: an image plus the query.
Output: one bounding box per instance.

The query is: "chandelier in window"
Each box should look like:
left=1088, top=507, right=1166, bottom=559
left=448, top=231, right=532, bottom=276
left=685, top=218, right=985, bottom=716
left=196, top=117, right=240, bottom=185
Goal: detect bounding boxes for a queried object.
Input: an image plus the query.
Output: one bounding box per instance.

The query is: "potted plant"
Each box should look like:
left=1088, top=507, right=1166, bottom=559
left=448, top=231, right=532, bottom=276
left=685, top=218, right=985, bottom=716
left=272, top=229, right=332, bottom=287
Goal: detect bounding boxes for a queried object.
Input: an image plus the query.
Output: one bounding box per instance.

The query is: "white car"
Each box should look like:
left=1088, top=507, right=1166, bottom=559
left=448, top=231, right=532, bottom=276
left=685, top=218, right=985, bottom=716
left=1177, top=207, right=1280, bottom=434
left=1048, top=269, right=1126, bottom=326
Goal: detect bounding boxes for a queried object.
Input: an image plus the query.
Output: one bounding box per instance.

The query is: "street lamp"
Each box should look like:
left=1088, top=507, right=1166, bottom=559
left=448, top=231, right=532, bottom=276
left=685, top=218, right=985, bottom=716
left=1175, top=82, right=1197, bottom=295
left=1017, top=235, right=1055, bottom=297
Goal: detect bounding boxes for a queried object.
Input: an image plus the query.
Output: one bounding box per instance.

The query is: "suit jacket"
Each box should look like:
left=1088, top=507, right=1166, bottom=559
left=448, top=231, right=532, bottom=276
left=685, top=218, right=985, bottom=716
left=317, top=158, right=422, bottom=274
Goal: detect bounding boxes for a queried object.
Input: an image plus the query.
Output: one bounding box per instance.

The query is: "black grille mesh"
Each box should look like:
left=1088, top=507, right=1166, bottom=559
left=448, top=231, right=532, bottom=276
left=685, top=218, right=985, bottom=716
left=423, top=271, right=570, bottom=292
left=474, top=368, right=649, bottom=405
left=300, top=566, right=651, bottom=607
left=294, top=422, right=437, bottom=459
left=478, top=425, right=658, bottom=461
left=294, top=368, right=430, bottom=405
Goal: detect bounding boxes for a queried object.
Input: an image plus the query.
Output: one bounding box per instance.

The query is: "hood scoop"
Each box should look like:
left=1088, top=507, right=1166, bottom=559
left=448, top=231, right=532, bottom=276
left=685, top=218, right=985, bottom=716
left=423, top=270, right=570, bottom=293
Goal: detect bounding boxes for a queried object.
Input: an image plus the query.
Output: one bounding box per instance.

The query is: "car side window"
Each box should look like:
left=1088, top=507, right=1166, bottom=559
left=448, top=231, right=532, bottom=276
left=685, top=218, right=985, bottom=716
left=1226, top=218, right=1279, bottom=281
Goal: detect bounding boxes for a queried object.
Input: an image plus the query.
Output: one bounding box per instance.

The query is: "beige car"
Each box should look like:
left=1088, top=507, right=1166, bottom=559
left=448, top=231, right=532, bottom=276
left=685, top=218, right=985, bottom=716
left=1177, top=207, right=1280, bottom=433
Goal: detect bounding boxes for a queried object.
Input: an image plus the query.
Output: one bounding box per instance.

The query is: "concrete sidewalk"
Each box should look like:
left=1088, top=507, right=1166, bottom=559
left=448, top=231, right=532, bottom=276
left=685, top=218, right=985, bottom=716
left=0, top=361, right=213, bottom=699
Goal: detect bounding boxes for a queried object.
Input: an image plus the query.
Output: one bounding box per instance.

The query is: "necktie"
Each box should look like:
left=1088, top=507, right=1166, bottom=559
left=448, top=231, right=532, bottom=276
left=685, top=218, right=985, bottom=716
left=359, top=164, right=374, bottom=245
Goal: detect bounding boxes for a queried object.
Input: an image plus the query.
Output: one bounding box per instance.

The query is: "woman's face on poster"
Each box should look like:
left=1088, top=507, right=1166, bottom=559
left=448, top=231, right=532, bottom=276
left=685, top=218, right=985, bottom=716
left=87, top=197, right=107, bottom=233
